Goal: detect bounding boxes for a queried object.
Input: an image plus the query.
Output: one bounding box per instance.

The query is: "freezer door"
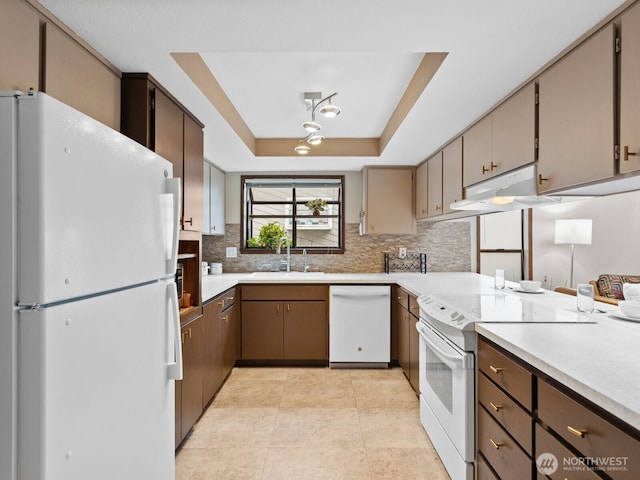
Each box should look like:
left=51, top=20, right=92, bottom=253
left=18, top=280, right=176, bottom=480
left=16, top=92, right=179, bottom=305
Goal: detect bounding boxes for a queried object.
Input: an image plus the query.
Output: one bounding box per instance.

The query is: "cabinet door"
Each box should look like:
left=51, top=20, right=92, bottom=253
left=44, top=24, right=121, bottom=130
left=210, top=164, right=226, bottom=235
left=154, top=89, right=184, bottom=180
left=180, top=315, right=204, bottom=440
left=620, top=2, right=640, bottom=174
left=183, top=115, right=204, bottom=232
left=538, top=24, right=615, bottom=193
left=415, top=162, right=429, bottom=220
left=442, top=137, right=463, bottom=213
left=397, top=306, right=410, bottom=375
left=283, top=301, right=327, bottom=360
left=364, top=167, right=415, bottom=234
left=0, top=0, right=40, bottom=93
left=408, top=311, right=419, bottom=393
left=463, top=115, right=492, bottom=187
left=492, top=83, right=536, bottom=175
left=203, top=162, right=211, bottom=235
left=241, top=301, right=283, bottom=359
left=202, top=300, right=222, bottom=405
left=221, top=303, right=237, bottom=380
left=427, top=152, right=443, bottom=217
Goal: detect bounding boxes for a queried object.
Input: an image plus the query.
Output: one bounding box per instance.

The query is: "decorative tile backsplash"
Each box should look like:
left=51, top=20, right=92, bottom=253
left=203, top=221, right=471, bottom=273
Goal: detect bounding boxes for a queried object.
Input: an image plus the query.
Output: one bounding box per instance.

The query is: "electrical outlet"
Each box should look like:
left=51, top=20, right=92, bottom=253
left=399, top=247, right=407, bottom=259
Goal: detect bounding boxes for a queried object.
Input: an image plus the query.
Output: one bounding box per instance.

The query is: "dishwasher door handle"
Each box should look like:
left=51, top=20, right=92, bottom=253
left=331, top=292, right=389, bottom=299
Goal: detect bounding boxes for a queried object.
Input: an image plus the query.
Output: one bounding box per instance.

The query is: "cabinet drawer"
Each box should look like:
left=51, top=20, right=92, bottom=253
left=479, top=372, right=533, bottom=454
left=478, top=406, right=532, bottom=480
left=221, top=288, right=236, bottom=310
left=408, top=294, right=420, bottom=319
left=241, top=285, right=326, bottom=301
left=477, top=452, right=500, bottom=480
left=535, top=424, right=601, bottom=480
left=538, top=379, right=640, bottom=480
left=395, top=288, right=409, bottom=310
left=478, top=339, right=533, bottom=411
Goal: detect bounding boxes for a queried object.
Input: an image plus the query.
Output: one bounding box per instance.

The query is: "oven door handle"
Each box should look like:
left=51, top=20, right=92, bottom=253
left=417, top=323, right=466, bottom=369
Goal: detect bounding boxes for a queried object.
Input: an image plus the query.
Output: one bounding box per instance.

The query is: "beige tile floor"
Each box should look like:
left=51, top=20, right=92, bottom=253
left=176, top=367, right=450, bottom=479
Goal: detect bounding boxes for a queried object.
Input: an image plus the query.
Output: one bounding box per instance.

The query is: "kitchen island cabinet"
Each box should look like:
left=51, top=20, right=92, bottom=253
left=240, top=285, right=327, bottom=363
left=537, top=24, right=616, bottom=193
left=478, top=335, right=640, bottom=480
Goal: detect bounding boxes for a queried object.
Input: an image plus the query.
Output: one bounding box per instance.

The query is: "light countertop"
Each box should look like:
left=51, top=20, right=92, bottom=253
left=200, top=271, right=640, bottom=431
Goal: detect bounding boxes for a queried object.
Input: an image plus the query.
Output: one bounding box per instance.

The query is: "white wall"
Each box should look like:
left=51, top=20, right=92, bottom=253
left=532, top=190, right=640, bottom=289
left=224, top=171, right=363, bottom=224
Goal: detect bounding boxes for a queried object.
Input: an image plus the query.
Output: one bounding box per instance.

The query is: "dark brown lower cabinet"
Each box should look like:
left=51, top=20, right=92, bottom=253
left=478, top=336, right=640, bottom=480
left=393, top=286, right=419, bottom=393
left=178, top=315, right=204, bottom=443
left=240, top=285, right=328, bottom=362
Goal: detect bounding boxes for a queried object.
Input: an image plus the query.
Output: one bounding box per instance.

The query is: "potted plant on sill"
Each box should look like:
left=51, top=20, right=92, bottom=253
left=304, top=198, right=327, bottom=216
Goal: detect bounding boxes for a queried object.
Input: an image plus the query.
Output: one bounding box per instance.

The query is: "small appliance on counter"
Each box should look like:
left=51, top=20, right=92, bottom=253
left=209, top=262, right=223, bottom=275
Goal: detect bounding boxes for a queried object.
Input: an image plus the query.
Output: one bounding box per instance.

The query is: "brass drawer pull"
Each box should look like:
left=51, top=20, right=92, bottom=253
left=482, top=165, right=490, bottom=174
left=489, top=402, right=502, bottom=412
left=489, top=161, right=498, bottom=171
left=567, top=426, right=587, bottom=438
left=538, top=173, right=548, bottom=186
left=489, top=365, right=503, bottom=374
left=623, top=145, right=637, bottom=161
left=490, top=438, right=504, bottom=449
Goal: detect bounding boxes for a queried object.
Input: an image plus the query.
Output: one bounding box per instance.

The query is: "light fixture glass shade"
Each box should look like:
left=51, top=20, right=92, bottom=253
left=319, top=104, right=341, bottom=118
left=307, top=135, right=324, bottom=145
left=554, top=219, right=592, bottom=245
left=294, top=145, right=311, bottom=154
left=302, top=121, right=321, bottom=132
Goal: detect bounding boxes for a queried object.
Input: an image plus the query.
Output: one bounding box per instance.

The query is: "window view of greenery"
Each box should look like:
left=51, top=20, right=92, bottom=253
left=242, top=177, right=344, bottom=252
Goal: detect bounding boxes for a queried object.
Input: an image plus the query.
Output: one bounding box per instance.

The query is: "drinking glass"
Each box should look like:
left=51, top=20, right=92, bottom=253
left=494, top=269, right=505, bottom=289
left=577, top=283, right=595, bottom=313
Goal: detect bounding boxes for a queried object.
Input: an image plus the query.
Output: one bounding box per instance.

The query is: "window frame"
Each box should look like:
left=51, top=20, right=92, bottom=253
left=240, top=175, right=345, bottom=254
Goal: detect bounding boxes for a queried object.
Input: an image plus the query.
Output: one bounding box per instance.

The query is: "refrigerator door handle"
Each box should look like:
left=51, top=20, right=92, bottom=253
left=167, top=282, right=183, bottom=380
left=165, top=177, right=181, bottom=275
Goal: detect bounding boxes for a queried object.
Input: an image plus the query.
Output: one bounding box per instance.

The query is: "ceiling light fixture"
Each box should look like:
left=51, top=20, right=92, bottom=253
left=294, top=145, right=311, bottom=154
left=295, top=92, right=341, bottom=154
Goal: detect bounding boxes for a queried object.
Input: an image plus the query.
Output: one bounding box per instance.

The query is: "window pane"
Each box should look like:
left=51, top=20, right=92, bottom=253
left=296, top=186, right=340, bottom=202
left=250, top=186, right=292, bottom=202
left=248, top=218, right=288, bottom=249
left=296, top=218, right=339, bottom=248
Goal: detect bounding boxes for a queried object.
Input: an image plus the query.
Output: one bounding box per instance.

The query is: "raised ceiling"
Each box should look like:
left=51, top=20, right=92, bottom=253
left=39, top=0, right=627, bottom=172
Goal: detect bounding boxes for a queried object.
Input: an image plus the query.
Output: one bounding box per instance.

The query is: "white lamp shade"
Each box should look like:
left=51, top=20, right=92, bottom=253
left=554, top=219, right=592, bottom=245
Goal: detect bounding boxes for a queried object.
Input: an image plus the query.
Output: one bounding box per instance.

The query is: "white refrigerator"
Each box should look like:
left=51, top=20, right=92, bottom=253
left=0, top=91, right=183, bottom=480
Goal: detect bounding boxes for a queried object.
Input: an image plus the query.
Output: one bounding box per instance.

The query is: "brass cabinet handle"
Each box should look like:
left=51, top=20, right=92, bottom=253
left=184, top=217, right=193, bottom=225
left=489, top=365, right=503, bottom=374
left=188, top=328, right=192, bottom=339
left=489, top=402, right=502, bottom=412
left=435, top=205, right=441, bottom=211
left=181, top=333, right=185, bottom=344
left=490, top=438, right=504, bottom=449
left=482, top=165, right=490, bottom=174
left=489, top=161, right=498, bottom=171
left=623, top=145, right=637, bottom=161
left=222, top=315, right=228, bottom=323
left=410, top=305, right=418, bottom=311
left=227, top=296, right=234, bottom=301
left=287, top=303, right=290, bottom=312
left=567, top=426, right=587, bottom=438
left=421, top=208, right=427, bottom=214
left=217, top=301, right=224, bottom=306
left=276, top=304, right=280, bottom=313
left=538, top=174, right=549, bottom=186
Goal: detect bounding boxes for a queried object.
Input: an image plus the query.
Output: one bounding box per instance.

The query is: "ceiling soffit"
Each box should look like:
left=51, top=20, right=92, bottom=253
left=171, top=52, right=447, bottom=157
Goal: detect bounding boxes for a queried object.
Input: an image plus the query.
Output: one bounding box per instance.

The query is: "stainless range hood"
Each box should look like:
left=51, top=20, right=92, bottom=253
left=451, top=164, right=582, bottom=212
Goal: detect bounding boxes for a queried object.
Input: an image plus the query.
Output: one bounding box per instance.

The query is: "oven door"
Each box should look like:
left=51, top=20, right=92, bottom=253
left=416, top=320, right=474, bottom=462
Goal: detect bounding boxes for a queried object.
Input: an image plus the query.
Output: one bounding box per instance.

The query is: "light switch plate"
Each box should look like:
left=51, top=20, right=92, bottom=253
left=226, top=247, right=238, bottom=258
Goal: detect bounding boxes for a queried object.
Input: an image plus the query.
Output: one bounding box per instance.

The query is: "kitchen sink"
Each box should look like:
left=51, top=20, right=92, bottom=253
left=247, top=271, right=325, bottom=279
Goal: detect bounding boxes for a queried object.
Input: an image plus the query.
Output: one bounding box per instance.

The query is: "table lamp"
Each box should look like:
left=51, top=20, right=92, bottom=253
left=554, top=219, right=592, bottom=288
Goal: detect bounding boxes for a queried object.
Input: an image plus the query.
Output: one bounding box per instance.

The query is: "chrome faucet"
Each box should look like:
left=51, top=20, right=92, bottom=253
left=303, top=249, right=309, bottom=272
left=276, top=236, right=290, bottom=272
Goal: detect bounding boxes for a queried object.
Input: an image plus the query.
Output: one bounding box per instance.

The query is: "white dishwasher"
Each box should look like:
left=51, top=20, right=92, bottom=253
left=329, top=285, right=390, bottom=368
